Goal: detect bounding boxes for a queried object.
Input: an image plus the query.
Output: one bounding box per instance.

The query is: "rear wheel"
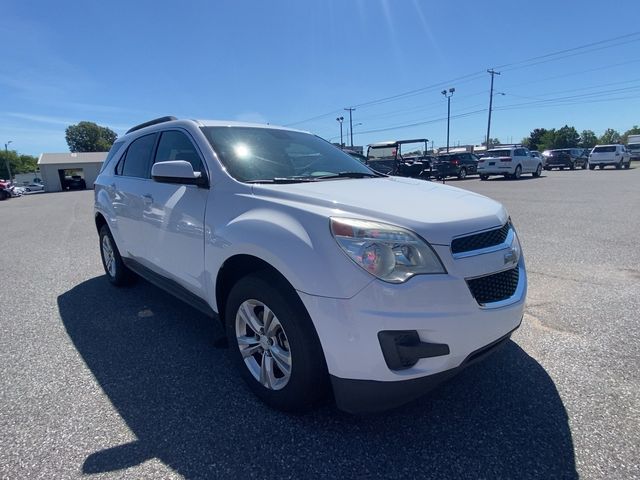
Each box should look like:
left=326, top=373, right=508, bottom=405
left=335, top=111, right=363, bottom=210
left=624, top=161, right=630, bottom=169
left=99, top=225, right=136, bottom=286
left=480, top=174, right=489, bottom=181
left=581, top=161, right=587, bottom=169
left=512, top=165, right=522, bottom=180
left=225, top=272, right=329, bottom=412
left=589, top=164, right=595, bottom=170
left=569, top=162, right=575, bottom=170
left=0, top=190, right=8, bottom=200
left=533, top=164, right=542, bottom=178
left=457, top=168, right=467, bottom=180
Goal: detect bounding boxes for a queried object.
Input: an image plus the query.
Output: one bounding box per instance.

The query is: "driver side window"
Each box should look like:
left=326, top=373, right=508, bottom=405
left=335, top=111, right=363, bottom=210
left=155, top=131, right=204, bottom=172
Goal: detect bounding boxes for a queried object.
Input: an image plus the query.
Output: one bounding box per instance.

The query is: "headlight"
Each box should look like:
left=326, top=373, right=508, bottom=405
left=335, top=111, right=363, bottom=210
left=330, top=217, right=446, bottom=283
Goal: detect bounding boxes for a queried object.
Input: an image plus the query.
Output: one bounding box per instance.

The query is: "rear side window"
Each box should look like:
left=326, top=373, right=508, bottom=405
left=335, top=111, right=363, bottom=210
left=593, top=146, right=616, bottom=153
left=100, top=141, right=125, bottom=173
left=119, top=133, right=158, bottom=178
left=155, top=131, right=204, bottom=172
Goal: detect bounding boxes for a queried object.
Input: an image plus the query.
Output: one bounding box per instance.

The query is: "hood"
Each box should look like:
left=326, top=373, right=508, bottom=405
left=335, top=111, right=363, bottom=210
left=251, top=176, right=507, bottom=245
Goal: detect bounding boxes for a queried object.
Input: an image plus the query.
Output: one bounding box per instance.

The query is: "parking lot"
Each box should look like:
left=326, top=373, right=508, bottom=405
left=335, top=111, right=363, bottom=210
left=1, top=167, right=638, bottom=479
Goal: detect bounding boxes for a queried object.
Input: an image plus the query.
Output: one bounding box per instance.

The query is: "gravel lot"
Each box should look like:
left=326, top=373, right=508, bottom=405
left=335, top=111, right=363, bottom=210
left=1, top=167, right=638, bottom=479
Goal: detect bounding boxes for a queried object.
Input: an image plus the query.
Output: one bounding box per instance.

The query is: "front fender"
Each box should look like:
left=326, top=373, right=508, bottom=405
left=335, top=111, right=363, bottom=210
left=206, top=207, right=374, bottom=302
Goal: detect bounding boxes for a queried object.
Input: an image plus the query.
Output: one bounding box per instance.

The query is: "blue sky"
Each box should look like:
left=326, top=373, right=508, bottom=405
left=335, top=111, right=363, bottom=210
left=2, top=0, right=640, bottom=155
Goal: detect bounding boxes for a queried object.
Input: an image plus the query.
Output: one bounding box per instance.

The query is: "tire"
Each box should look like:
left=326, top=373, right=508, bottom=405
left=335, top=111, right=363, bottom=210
left=581, top=161, right=587, bottom=170
left=616, top=161, right=622, bottom=170
left=624, top=162, right=630, bottom=170
left=559, top=166, right=564, bottom=170
left=589, top=164, right=595, bottom=170
left=479, top=174, right=489, bottom=181
left=0, top=190, right=7, bottom=200
left=457, top=168, right=467, bottom=180
left=512, top=165, right=522, bottom=180
left=533, top=164, right=542, bottom=178
left=543, top=166, right=550, bottom=171
left=569, top=162, right=575, bottom=170
left=599, top=165, right=604, bottom=169
left=225, top=272, right=329, bottom=412
left=99, top=225, right=136, bottom=286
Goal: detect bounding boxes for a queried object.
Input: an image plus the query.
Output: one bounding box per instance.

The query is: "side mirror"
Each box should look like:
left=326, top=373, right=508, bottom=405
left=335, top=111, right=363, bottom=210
left=151, top=160, right=208, bottom=187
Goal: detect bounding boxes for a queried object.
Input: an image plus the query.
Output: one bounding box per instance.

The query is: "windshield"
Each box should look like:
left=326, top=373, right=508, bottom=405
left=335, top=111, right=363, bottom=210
left=367, top=146, right=396, bottom=161
left=486, top=149, right=512, bottom=157
left=200, top=127, right=375, bottom=182
left=551, top=149, right=571, bottom=155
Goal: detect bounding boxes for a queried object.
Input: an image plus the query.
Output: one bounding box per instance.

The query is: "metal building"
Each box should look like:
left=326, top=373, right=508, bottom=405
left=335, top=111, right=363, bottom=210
left=37, top=152, right=107, bottom=192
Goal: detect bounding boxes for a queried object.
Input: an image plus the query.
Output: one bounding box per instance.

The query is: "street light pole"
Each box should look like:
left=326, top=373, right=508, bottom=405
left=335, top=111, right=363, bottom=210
left=441, top=88, right=455, bottom=153
left=336, top=117, right=344, bottom=148
left=4, top=141, right=13, bottom=180
left=348, top=122, right=363, bottom=146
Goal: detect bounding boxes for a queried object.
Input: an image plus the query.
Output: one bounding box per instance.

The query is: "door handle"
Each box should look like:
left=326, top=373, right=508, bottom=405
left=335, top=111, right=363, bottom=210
left=142, top=193, right=153, bottom=204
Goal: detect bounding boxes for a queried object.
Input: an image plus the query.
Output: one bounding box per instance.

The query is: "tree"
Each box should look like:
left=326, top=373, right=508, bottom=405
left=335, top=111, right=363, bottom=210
left=598, top=128, right=621, bottom=145
left=554, top=125, right=580, bottom=148
left=579, top=130, right=598, bottom=149
left=65, top=121, right=117, bottom=152
left=482, top=138, right=501, bottom=147
left=621, top=126, right=640, bottom=144
left=538, top=129, right=557, bottom=151
left=522, top=128, right=548, bottom=151
left=0, top=149, right=38, bottom=179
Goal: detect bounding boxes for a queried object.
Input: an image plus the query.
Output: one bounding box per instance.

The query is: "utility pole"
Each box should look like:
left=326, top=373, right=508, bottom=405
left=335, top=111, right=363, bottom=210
left=441, top=88, right=455, bottom=152
left=4, top=141, right=13, bottom=180
left=336, top=117, right=344, bottom=148
left=344, top=107, right=356, bottom=148
left=486, top=69, right=500, bottom=148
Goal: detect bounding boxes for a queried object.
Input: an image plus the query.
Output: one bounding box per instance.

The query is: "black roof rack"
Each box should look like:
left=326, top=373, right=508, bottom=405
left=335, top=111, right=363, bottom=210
left=126, top=116, right=177, bottom=134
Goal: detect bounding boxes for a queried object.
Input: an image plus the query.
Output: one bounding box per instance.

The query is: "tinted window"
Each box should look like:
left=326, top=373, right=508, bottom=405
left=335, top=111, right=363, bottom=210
left=155, top=131, right=204, bottom=172
left=120, top=134, right=157, bottom=178
left=100, top=140, right=126, bottom=173
left=593, top=146, right=616, bottom=153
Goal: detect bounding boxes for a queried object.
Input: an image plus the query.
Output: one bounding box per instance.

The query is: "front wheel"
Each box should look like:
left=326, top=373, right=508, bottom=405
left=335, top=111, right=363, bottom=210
left=589, top=164, right=595, bottom=170
left=479, top=174, right=489, bottom=181
left=582, top=161, right=587, bottom=170
left=533, top=164, right=542, bottom=178
left=225, top=273, right=329, bottom=412
left=624, top=161, right=630, bottom=169
left=457, top=168, right=467, bottom=180
left=616, top=161, right=622, bottom=170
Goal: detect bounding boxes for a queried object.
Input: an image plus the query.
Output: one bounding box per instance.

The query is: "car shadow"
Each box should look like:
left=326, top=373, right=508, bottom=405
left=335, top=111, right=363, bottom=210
left=58, top=276, right=577, bottom=479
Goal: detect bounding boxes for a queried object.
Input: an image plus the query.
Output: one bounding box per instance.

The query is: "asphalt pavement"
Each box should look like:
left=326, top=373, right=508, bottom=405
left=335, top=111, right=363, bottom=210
left=0, top=166, right=638, bottom=479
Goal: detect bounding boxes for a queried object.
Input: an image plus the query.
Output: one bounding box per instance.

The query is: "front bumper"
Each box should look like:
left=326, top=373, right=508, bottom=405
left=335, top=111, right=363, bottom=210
left=330, top=325, right=519, bottom=413
left=298, top=247, right=526, bottom=413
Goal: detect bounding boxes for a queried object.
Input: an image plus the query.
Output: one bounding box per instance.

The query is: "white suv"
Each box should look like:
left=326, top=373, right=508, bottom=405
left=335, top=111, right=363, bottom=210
left=588, top=144, right=631, bottom=170
left=477, top=146, right=542, bottom=180
left=94, top=117, right=527, bottom=413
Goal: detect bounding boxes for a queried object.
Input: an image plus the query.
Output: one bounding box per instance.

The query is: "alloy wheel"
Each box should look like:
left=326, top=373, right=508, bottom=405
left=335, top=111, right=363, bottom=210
left=101, top=235, right=116, bottom=278
left=235, top=299, right=292, bottom=390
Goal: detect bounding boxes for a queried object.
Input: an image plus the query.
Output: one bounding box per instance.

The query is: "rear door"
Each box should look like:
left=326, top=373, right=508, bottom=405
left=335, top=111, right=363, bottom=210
left=142, top=129, right=209, bottom=297
left=112, top=132, right=158, bottom=260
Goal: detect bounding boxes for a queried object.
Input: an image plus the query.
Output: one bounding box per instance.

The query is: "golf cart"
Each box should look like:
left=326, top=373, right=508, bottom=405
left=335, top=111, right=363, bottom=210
left=366, top=139, right=433, bottom=179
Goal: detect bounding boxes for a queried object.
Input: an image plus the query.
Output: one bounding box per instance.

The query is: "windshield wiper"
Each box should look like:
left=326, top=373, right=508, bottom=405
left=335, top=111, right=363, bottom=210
left=245, top=177, right=319, bottom=184
left=313, top=171, right=380, bottom=180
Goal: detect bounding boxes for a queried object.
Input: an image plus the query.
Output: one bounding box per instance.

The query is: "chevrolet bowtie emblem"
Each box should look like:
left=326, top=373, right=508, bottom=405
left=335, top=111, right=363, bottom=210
left=504, top=248, right=518, bottom=266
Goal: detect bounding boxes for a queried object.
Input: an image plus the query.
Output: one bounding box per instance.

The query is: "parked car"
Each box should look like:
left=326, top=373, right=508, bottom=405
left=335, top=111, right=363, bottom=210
left=627, top=134, right=640, bottom=161
left=588, top=144, right=631, bottom=170
left=366, top=139, right=432, bottom=179
left=95, top=117, right=527, bottom=413
left=24, top=183, right=45, bottom=192
left=0, top=179, right=13, bottom=200
left=67, top=175, right=87, bottom=190
left=433, top=152, right=479, bottom=180
left=542, top=148, right=588, bottom=170
left=477, top=146, right=542, bottom=180
left=10, top=186, right=24, bottom=197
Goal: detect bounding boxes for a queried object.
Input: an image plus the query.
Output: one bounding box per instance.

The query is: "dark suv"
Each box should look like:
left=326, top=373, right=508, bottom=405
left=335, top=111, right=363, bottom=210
left=433, top=152, right=479, bottom=180
left=542, top=149, right=588, bottom=170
